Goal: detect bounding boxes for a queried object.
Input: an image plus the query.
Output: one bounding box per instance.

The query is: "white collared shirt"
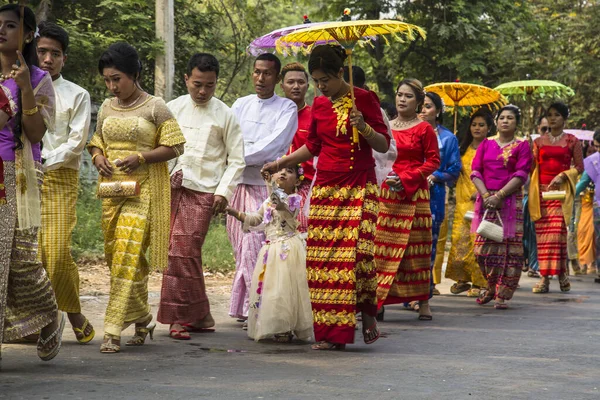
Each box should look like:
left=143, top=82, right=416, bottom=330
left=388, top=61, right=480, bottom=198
left=168, top=95, right=245, bottom=200
left=232, top=94, right=298, bottom=185
left=41, top=76, right=91, bottom=171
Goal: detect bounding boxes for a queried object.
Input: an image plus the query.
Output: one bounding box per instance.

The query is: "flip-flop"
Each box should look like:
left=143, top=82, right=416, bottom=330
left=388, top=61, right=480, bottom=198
left=181, top=323, right=215, bottom=333
left=363, top=323, right=380, bottom=345
left=38, top=312, right=66, bottom=361
left=169, top=329, right=191, bottom=340
left=73, top=318, right=95, bottom=344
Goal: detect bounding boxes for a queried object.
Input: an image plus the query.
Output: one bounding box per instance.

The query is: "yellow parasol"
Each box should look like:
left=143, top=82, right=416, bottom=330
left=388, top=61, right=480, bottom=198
left=424, top=82, right=507, bottom=133
left=276, top=19, right=427, bottom=143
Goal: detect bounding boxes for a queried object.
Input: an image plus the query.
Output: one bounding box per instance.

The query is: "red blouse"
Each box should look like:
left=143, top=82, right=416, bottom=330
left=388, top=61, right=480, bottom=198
left=305, top=88, right=390, bottom=173
left=288, top=104, right=315, bottom=181
left=391, top=121, right=440, bottom=198
left=534, top=133, right=583, bottom=185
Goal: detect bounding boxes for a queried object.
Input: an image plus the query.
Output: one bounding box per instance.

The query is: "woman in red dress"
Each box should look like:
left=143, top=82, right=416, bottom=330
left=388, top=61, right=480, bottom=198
left=373, top=79, right=440, bottom=321
left=529, top=102, right=583, bottom=293
left=262, top=45, right=390, bottom=350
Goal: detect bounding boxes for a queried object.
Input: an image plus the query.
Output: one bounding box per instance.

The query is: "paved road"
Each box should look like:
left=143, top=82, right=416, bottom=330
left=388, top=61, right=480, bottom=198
left=1, top=274, right=599, bottom=400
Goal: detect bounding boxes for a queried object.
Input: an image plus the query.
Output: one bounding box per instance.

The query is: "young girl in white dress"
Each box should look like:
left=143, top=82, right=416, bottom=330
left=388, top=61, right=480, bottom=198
left=226, top=164, right=313, bottom=342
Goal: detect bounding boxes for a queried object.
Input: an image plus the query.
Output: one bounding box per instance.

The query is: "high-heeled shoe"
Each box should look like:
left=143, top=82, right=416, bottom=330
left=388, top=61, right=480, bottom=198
left=126, top=322, right=156, bottom=346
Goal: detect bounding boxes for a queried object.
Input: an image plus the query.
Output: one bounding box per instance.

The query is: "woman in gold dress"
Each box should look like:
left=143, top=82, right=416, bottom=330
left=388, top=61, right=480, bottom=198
left=89, top=43, right=185, bottom=354
left=445, top=110, right=492, bottom=297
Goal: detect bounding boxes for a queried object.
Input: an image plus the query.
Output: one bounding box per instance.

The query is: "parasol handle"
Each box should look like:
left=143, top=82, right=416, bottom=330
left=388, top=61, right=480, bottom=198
left=18, top=2, right=25, bottom=53
left=346, top=49, right=359, bottom=144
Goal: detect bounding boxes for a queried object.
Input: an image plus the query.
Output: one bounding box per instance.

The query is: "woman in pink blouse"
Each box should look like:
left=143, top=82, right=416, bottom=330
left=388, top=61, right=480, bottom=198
left=470, top=105, right=532, bottom=309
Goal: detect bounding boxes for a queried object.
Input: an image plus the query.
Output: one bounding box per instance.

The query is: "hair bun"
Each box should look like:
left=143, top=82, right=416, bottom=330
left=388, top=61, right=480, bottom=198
left=329, top=44, right=347, bottom=62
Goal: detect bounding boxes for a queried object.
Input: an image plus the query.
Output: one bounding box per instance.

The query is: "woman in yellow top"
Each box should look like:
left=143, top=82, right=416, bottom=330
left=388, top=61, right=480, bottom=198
left=89, top=43, right=185, bottom=354
left=445, top=110, right=491, bottom=297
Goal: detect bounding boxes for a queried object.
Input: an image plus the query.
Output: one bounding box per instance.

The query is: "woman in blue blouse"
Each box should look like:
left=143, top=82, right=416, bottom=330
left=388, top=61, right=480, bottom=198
left=419, top=92, right=461, bottom=301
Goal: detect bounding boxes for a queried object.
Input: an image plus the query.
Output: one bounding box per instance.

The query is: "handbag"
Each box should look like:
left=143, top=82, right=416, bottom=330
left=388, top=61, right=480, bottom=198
left=542, top=190, right=566, bottom=201
left=476, top=209, right=504, bottom=242
left=97, top=180, right=141, bottom=198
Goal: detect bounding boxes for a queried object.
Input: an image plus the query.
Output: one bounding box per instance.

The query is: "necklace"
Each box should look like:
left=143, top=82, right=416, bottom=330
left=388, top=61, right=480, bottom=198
left=0, top=71, right=14, bottom=82
left=496, top=136, right=515, bottom=147
left=118, top=92, right=144, bottom=108
left=393, top=116, right=420, bottom=129
left=549, top=131, right=564, bottom=144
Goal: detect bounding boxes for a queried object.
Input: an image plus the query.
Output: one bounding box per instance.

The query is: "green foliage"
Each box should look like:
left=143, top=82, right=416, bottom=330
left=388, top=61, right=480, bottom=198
left=202, top=219, right=236, bottom=274
left=72, top=183, right=104, bottom=259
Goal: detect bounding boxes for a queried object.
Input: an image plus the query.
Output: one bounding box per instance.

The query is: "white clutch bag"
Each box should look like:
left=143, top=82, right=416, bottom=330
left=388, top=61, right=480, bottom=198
left=476, top=210, right=504, bottom=243
left=542, top=190, right=566, bottom=201
left=464, top=210, right=474, bottom=221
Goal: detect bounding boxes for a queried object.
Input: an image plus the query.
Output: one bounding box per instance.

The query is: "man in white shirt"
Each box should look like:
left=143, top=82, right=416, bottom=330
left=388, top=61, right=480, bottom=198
left=37, top=22, right=94, bottom=343
left=157, top=53, right=245, bottom=338
left=227, top=53, right=297, bottom=324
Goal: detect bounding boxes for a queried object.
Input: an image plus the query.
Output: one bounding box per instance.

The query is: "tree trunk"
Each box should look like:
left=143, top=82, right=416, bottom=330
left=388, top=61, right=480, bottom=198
left=35, top=0, right=53, bottom=22
left=155, top=0, right=175, bottom=100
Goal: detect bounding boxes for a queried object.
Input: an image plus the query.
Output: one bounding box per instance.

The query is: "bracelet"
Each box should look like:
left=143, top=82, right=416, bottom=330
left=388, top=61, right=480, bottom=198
left=22, top=106, right=39, bottom=116
left=482, top=192, right=491, bottom=199
left=360, top=125, right=376, bottom=139
left=137, top=152, right=146, bottom=165
left=497, top=189, right=507, bottom=200
left=91, top=153, right=102, bottom=165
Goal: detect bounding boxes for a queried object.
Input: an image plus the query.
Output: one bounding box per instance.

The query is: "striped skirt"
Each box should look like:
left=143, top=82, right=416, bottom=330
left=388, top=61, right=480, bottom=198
left=0, top=161, right=57, bottom=353
left=474, top=192, right=524, bottom=301
left=535, top=196, right=568, bottom=277
left=158, top=171, right=214, bottom=324
left=374, top=186, right=432, bottom=307
left=307, top=169, right=379, bottom=345
left=40, top=167, right=81, bottom=313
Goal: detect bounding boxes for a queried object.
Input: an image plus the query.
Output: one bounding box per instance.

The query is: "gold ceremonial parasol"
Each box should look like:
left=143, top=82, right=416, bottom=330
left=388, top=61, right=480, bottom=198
left=276, top=19, right=427, bottom=143
left=424, top=82, right=507, bottom=133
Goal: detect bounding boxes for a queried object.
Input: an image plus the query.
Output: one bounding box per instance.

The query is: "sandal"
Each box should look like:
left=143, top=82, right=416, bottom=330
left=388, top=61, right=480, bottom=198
left=169, top=327, right=191, bottom=340
left=181, top=323, right=215, bottom=333
left=450, top=281, right=471, bottom=294
left=527, top=270, right=540, bottom=278
left=100, top=334, right=121, bottom=354
left=311, top=341, right=346, bottom=351
left=532, top=279, right=549, bottom=293
left=432, top=287, right=441, bottom=296
left=559, top=275, right=571, bottom=292
left=242, top=322, right=248, bottom=331
left=73, top=317, right=95, bottom=344
left=37, top=312, right=66, bottom=361
left=476, top=289, right=495, bottom=305
left=404, top=301, right=419, bottom=312
left=466, top=287, right=481, bottom=298
left=126, top=321, right=156, bottom=346
left=273, top=332, right=294, bottom=343
left=363, top=323, right=380, bottom=344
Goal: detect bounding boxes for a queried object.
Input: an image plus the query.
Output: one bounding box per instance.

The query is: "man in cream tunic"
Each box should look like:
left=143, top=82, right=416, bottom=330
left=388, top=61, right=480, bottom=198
left=38, top=22, right=93, bottom=343
left=157, top=53, right=245, bottom=338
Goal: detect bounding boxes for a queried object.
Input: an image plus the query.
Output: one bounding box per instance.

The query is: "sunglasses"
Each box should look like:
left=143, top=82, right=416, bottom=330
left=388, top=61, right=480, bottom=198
left=540, top=127, right=550, bottom=133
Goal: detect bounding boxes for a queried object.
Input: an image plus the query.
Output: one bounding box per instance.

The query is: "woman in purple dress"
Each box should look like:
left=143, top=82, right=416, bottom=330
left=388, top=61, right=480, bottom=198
left=0, top=4, right=64, bottom=361
left=470, top=105, right=532, bottom=309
